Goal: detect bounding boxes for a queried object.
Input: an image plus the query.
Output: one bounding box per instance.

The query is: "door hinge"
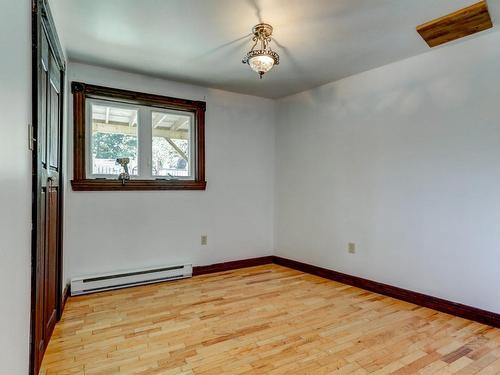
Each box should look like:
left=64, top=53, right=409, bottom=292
left=28, top=124, right=36, bottom=151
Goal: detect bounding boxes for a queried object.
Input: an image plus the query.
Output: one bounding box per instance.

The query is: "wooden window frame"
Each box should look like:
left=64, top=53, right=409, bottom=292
left=71, top=82, right=206, bottom=191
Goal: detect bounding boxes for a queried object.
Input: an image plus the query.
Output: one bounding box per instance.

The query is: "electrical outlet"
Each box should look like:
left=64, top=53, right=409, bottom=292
left=201, top=235, right=208, bottom=245
left=348, top=242, right=356, bottom=254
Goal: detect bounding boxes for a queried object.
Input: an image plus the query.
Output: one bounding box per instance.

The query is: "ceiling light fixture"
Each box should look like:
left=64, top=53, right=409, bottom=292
left=242, top=23, right=280, bottom=79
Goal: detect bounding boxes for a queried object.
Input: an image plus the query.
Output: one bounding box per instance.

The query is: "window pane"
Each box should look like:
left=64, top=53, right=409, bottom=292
left=152, top=111, right=192, bottom=178
left=91, top=103, right=139, bottom=176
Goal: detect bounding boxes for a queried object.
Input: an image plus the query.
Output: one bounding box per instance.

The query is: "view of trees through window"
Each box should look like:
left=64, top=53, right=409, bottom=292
left=91, top=132, right=139, bottom=175
left=152, top=137, right=189, bottom=177
left=151, top=110, right=191, bottom=177
left=92, top=133, right=137, bottom=160
left=90, top=104, right=139, bottom=175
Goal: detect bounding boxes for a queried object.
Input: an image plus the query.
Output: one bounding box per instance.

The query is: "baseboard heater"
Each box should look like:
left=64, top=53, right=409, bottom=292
left=71, top=264, right=192, bottom=296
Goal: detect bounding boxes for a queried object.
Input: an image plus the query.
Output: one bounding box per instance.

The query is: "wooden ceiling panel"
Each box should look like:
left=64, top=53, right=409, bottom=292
left=416, top=1, right=493, bottom=48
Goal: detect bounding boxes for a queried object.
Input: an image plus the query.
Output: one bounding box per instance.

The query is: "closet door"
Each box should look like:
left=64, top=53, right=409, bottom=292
left=32, top=2, right=64, bottom=372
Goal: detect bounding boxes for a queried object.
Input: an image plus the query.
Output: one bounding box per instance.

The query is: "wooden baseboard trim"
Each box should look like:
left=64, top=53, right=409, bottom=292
left=272, top=256, right=500, bottom=328
left=193, top=256, right=274, bottom=276
left=59, top=256, right=498, bottom=327
left=61, top=283, right=70, bottom=315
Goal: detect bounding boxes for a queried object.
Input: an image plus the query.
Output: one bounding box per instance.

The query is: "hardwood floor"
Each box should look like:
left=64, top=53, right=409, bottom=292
left=40, top=265, right=500, bottom=375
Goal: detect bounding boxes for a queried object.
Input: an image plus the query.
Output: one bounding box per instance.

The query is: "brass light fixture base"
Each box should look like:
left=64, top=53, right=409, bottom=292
left=252, top=23, right=273, bottom=38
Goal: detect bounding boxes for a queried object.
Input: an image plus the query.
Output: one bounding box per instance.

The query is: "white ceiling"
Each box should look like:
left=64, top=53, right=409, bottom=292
left=50, top=0, right=499, bottom=98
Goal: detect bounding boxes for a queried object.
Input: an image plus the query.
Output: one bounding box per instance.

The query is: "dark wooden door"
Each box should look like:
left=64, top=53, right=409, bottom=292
left=32, top=1, right=65, bottom=373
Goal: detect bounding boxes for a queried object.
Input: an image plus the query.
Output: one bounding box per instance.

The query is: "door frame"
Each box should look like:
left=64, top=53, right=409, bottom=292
left=30, top=0, right=66, bottom=374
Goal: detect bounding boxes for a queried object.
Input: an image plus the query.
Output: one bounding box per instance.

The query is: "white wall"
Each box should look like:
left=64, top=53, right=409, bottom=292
left=0, top=0, right=32, bottom=373
left=64, top=63, right=275, bottom=283
left=276, top=31, right=500, bottom=313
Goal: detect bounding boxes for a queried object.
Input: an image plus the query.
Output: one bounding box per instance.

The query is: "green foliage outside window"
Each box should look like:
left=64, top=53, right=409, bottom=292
left=92, top=133, right=137, bottom=159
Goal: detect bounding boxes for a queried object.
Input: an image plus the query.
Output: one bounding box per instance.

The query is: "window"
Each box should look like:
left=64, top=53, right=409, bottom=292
left=71, top=82, right=206, bottom=190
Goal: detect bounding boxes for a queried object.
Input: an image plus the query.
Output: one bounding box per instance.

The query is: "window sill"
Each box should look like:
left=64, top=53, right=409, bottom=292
left=71, top=179, right=207, bottom=191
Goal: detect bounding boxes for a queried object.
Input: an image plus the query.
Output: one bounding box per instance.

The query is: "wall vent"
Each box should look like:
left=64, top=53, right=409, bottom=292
left=71, top=264, right=192, bottom=296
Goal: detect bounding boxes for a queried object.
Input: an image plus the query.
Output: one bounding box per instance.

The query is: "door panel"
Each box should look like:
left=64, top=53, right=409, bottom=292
left=35, top=189, right=46, bottom=363
left=44, top=186, right=58, bottom=341
left=48, top=50, right=60, bottom=170
left=40, top=58, right=47, bottom=166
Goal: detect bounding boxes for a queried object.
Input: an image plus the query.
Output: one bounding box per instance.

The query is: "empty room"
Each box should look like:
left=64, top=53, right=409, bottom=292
left=2, top=0, right=500, bottom=374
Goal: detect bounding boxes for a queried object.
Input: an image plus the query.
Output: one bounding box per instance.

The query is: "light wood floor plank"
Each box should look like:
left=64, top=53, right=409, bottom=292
left=41, top=265, right=500, bottom=374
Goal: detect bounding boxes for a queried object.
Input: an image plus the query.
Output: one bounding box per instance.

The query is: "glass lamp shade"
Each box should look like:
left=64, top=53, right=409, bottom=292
left=248, top=54, right=275, bottom=74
